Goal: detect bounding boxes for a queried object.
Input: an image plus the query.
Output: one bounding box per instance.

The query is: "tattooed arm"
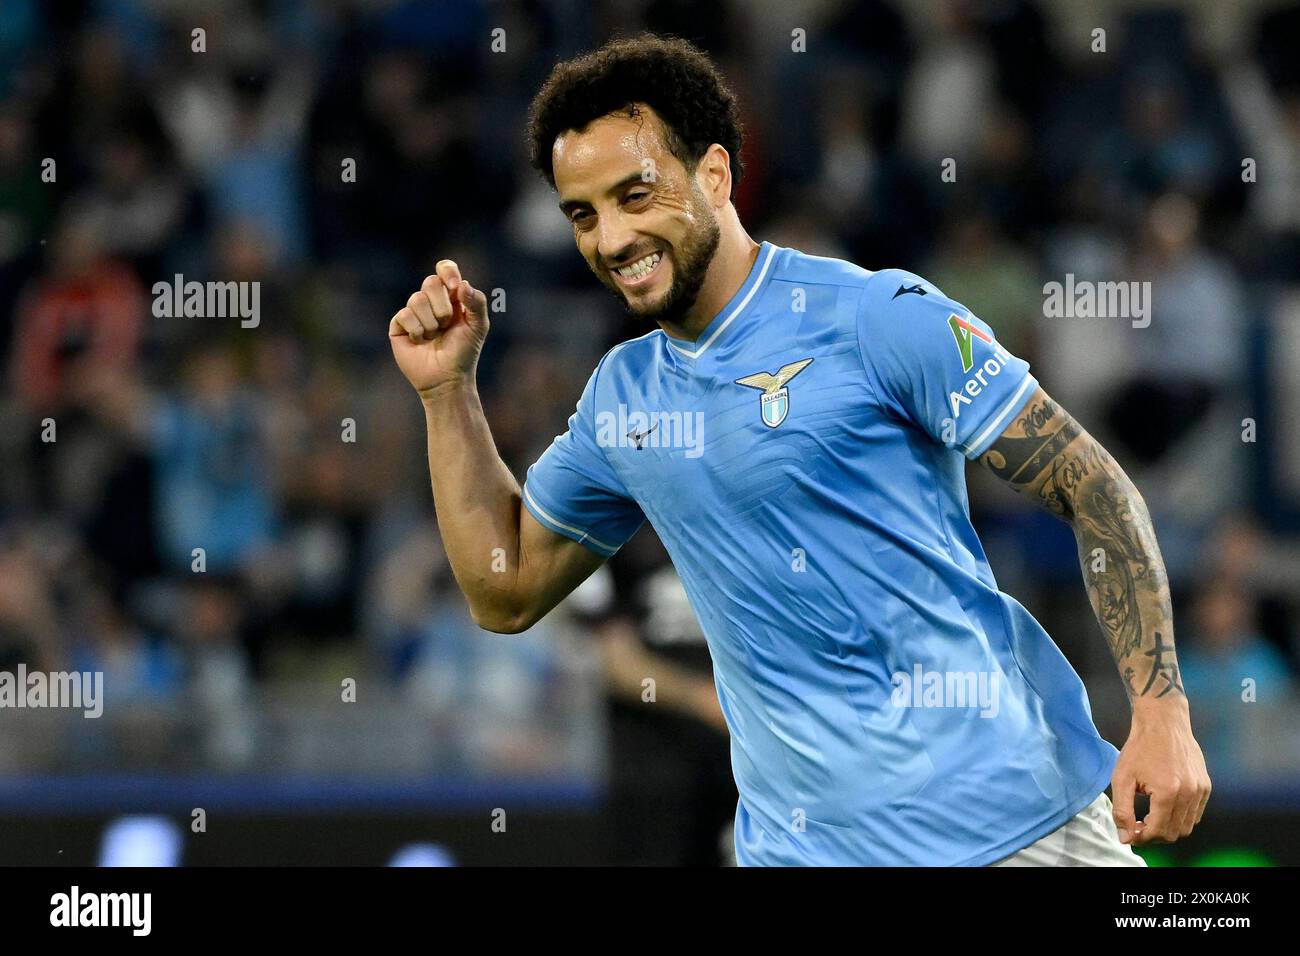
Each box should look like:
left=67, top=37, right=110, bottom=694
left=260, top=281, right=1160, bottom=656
left=978, top=387, right=1210, bottom=845
left=978, top=388, right=1179, bottom=700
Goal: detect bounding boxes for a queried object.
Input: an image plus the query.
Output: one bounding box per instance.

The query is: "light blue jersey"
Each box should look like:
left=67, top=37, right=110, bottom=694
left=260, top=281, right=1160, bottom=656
left=523, top=241, right=1118, bottom=865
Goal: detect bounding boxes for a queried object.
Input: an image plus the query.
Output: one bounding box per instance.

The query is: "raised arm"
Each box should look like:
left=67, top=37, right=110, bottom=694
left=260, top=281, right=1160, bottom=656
left=976, top=386, right=1211, bottom=844
left=390, top=259, right=604, bottom=633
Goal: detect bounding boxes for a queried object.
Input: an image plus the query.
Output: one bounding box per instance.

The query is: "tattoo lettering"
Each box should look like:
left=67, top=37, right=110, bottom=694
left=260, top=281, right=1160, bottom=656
left=1140, top=632, right=1185, bottom=698
left=981, top=400, right=1081, bottom=490
left=1020, top=399, right=1058, bottom=440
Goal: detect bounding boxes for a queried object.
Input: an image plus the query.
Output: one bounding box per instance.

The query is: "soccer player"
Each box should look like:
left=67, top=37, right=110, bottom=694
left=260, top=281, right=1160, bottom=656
left=387, top=36, right=1210, bottom=865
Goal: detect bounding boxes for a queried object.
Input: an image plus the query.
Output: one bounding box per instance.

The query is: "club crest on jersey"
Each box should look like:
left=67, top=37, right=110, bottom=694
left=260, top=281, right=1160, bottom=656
left=735, top=358, right=814, bottom=428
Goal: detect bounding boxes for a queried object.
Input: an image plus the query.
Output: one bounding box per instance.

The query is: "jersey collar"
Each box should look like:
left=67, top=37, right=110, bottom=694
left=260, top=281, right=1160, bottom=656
left=663, top=241, right=777, bottom=360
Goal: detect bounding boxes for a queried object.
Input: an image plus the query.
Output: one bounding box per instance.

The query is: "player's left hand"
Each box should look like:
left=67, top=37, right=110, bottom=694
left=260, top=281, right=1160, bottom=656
left=1110, top=701, right=1211, bottom=845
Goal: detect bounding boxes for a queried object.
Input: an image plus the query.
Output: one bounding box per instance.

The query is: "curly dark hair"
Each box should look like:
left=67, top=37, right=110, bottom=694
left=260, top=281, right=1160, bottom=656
left=527, top=34, right=744, bottom=198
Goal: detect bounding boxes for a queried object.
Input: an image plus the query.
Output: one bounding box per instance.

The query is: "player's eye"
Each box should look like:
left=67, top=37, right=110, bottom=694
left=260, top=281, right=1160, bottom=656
left=569, top=209, right=593, bottom=227
left=624, top=190, right=650, bottom=206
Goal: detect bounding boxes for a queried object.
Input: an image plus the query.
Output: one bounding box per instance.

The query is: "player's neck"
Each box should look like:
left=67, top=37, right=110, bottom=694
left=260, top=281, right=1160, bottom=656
left=659, top=225, right=760, bottom=342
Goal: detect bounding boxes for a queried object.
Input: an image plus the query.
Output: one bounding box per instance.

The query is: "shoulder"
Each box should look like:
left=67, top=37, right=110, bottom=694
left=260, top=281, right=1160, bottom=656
left=857, top=268, right=959, bottom=323
left=769, top=247, right=948, bottom=320
left=581, top=327, right=664, bottom=399
left=597, top=326, right=662, bottom=371
left=768, top=245, right=879, bottom=291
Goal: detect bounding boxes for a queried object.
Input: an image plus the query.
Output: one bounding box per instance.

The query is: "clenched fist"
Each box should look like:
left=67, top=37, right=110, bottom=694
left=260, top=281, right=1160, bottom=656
left=389, top=259, right=490, bottom=395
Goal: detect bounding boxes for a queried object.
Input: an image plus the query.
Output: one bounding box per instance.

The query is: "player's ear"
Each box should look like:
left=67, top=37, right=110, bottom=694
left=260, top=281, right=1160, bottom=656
left=697, top=144, right=732, bottom=207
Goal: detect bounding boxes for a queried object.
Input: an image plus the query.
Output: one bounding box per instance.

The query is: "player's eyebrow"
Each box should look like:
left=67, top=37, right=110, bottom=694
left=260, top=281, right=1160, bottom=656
left=558, top=170, right=649, bottom=217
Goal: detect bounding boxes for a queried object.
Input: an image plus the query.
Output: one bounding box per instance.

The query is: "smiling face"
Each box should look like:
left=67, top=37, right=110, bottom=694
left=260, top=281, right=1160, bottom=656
left=552, top=104, right=721, bottom=327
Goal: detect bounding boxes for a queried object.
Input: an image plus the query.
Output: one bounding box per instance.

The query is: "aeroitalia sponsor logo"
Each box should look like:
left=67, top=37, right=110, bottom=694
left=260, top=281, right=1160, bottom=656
left=947, top=313, right=993, bottom=372
left=948, top=333, right=1014, bottom=420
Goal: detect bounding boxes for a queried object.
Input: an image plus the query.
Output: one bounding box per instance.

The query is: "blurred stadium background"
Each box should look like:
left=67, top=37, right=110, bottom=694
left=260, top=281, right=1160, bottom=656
left=1, top=0, right=1298, bottom=866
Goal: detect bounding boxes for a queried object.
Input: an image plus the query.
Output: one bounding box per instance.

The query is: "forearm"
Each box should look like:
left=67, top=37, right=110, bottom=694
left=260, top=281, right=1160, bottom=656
left=1065, top=458, right=1184, bottom=707
left=981, top=387, right=1208, bottom=839
left=420, top=379, right=529, bottom=628
left=392, top=262, right=603, bottom=632
left=1063, top=445, right=1210, bottom=842
left=980, top=390, right=1185, bottom=708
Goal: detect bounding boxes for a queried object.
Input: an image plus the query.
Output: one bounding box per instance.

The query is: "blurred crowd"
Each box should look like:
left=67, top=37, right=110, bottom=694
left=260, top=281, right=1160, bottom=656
left=1, top=0, right=1299, bottom=805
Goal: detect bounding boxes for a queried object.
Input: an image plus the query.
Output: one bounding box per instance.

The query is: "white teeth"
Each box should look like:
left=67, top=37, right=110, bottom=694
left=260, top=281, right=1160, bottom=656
left=616, top=252, right=661, bottom=279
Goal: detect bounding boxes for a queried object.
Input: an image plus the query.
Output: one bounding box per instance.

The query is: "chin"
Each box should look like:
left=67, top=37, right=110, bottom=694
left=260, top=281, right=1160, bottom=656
left=625, top=290, right=672, bottom=319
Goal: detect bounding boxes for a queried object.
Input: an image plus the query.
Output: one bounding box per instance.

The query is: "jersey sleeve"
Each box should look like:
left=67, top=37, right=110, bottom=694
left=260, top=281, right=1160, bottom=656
left=855, top=269, right=1039, bottom=460
left=521, top=356, right=645, bottom=558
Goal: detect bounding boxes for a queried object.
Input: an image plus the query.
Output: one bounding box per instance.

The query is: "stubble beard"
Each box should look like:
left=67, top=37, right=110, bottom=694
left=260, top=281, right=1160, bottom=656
left=600, top=191, right=722, bottom=329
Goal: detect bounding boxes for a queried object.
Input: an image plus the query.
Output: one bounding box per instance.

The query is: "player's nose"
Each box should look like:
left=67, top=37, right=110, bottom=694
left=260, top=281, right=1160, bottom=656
left=596, top=216, right=640, bottom=269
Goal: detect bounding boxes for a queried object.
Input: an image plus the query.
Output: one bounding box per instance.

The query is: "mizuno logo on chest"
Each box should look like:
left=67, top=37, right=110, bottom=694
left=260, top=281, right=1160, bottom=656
left=735, top=358, right=814, bottom=428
